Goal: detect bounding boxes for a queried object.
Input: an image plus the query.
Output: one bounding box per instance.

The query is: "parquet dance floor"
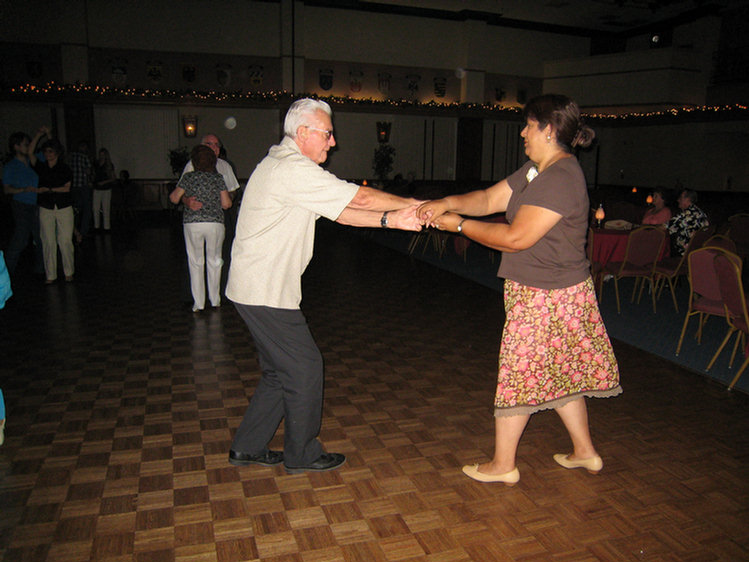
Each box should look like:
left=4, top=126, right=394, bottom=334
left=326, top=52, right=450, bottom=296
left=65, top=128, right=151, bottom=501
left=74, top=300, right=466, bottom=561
left=1, top=219, right=748, bottom=561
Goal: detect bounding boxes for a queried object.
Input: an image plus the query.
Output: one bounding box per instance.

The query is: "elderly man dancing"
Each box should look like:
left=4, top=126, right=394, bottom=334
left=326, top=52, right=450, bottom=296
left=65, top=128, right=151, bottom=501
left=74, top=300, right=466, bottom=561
left=226, top=99, right=421, bottom=473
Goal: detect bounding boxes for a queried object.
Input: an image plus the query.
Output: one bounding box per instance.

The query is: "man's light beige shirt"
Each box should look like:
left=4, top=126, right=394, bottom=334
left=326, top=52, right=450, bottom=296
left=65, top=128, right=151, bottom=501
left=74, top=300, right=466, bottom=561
left=226, top=136, right=359, bottom=309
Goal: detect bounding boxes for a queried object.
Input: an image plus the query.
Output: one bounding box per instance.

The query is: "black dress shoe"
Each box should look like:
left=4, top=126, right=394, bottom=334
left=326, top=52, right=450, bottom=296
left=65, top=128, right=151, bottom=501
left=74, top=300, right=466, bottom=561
left=284, top=452, right=346, bottom=474
left=228, top=449, right=284, bottom=467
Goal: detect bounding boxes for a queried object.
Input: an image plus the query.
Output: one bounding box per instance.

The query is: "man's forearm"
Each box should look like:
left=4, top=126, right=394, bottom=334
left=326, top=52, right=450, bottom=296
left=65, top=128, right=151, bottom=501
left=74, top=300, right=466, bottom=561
left=336, top=208, right=386, bottom=228
left=347, top=186, right=417, bottom=212
left=336, top=206, right=421, bottom=231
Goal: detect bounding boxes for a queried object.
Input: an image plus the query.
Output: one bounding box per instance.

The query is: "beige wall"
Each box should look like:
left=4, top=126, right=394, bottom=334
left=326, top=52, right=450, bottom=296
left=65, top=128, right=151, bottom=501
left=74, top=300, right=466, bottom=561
left=2, top=2, right=744, bottom=190
left=327, top=112, right=457, bottom=181
left=92, top=105, right=282, bottom=180
left=2, top=101, right=745, bottom=191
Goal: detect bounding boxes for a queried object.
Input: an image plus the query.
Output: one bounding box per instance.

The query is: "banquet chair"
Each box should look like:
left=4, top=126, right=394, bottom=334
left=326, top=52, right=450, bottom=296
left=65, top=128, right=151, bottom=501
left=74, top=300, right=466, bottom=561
left=727, top=212, right=749, bottom=261
left=675, top=246, right=742, bottom=355
left=410, top=229, right=448, bottom=258
left=454, top=236, right=470, bottom=263
left=601, top=225, right=667, bottom=314
left=703, top=234, right=737, bottom=254
left=408, top=231, right=427, bottom=255
left=654, top=224, right=714, bottom=312
left=706, top=253, right=749, bottom=391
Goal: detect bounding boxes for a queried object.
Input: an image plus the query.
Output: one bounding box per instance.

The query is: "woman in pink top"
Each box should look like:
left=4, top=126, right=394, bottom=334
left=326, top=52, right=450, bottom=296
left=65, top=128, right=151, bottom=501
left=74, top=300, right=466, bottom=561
left=641, top=189, right=672, bottom=225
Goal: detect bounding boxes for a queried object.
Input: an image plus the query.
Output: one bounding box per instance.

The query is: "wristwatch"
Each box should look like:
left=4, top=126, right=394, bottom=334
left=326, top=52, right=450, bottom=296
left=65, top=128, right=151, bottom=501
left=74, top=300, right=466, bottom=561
left=457, top=219, right=466, bottom=233
left=381, top=211, right=389, bottom=228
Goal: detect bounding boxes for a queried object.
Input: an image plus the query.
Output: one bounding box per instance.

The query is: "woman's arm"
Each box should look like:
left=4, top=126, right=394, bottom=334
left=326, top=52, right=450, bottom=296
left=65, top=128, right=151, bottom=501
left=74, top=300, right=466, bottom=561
left=3, top=183, right=35, bottom=196
left=169, top=185, right=185, bottom=205
left=417, top=179, right=512, bottom=225
left=220, top=190, right=232, bottom=210
left=431, top=204, right=562, bottom=253
left=97, top=165, right=117, bottom=187
left=50, top=181, right=71, bottom=193
left=27, top=127, right=49, bottom=167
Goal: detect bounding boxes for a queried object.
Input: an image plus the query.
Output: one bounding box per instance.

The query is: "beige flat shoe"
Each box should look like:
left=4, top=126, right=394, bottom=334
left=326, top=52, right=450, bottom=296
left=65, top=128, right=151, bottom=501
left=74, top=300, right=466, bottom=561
left=462, top=464, right=519, bottom=485
left=553, top=453, right=603, bottom=474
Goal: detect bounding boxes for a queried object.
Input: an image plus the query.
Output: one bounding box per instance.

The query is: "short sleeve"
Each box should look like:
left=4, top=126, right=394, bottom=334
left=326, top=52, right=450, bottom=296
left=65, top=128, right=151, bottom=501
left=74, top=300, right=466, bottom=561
left=277, top=157, right=359, bottom=221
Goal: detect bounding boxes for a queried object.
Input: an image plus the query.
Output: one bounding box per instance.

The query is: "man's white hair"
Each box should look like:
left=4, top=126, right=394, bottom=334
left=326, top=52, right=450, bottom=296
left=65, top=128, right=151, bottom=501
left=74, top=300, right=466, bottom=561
left=284, top=98, right=332, bottom=138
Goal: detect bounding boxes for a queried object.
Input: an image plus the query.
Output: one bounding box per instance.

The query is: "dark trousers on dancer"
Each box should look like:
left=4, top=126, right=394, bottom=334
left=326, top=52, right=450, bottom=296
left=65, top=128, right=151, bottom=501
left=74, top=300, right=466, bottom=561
left=231, top=303, right=325, bottom=467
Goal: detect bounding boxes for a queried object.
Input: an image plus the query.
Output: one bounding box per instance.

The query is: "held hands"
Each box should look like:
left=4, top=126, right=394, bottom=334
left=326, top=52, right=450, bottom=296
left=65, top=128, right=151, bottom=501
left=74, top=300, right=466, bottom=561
left=428, top=211, right=462, bottom=233
left=416, top=199, right=463, bottom=232
left=416, top=199, right=450, bottom=226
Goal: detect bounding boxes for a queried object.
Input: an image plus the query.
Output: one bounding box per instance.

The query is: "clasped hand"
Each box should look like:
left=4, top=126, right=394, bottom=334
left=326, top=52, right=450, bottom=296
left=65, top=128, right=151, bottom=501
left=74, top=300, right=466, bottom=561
left=416, top=200, right=461, bottom=232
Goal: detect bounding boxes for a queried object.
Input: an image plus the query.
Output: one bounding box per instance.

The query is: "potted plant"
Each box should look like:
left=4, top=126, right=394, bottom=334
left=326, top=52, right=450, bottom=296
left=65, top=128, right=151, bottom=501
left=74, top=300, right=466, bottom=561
left=372, top=143, right=395, bottom=184
left=168, top=146, right=190, bottom=177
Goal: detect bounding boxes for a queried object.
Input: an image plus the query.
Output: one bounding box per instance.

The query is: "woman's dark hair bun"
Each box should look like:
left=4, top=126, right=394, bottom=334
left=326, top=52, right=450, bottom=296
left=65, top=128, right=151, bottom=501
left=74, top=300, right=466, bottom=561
left=571, top=125, right=595, bottom=149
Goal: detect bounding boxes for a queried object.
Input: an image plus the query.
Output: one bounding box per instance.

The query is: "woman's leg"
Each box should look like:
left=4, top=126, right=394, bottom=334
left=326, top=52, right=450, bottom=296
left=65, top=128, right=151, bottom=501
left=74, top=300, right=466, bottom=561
left=92, top=190, right=102, bottom=229
left=478, top=413, right=530, bottom=474
left=554, top=397, right=598, bottom=460
left=204, top=223, right=225, bottom=307
left=57, top=207, right=75, bottom=278
left=184, top=223, right=206, bottom=311
left=38, top=207, right=57, bottom=281
left=102, top=190, right=112, bottom=230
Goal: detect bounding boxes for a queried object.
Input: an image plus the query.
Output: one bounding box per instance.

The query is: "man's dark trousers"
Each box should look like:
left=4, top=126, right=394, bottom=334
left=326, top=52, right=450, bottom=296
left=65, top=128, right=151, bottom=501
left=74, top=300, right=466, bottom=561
left=231, top=303, right=325, bottom=467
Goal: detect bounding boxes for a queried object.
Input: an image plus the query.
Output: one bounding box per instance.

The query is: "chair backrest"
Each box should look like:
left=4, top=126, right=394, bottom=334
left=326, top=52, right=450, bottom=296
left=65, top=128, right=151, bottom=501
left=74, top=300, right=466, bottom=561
left=688, top=246, right=742, bottom=302
left=727, top=213, right=749, bottom=246
left=669, top=225, right=716, bottom=276
left=686, top=225, right=716, bottom=254
left=713, top=253, right=749, bottom=333
left=704, top=234, right=737, bottom=254
left=622, top=226, right=666, bottom=268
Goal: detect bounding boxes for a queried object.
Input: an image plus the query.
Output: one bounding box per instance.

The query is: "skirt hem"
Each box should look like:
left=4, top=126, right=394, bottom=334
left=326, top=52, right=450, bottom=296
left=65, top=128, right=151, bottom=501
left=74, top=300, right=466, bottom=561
left=494, top=386, right=623, bottom=418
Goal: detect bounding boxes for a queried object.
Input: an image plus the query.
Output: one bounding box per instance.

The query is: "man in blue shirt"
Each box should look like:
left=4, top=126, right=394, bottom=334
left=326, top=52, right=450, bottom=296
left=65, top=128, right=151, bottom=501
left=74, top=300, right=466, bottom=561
left=3, top=132, right=43, bottom=275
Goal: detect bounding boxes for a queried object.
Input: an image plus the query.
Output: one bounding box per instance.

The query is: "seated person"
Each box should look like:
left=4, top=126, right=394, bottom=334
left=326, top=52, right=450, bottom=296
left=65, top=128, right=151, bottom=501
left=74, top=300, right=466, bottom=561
left=641, top=188, right=672, bottom=225
left=667, top=189, right=709, bottom=255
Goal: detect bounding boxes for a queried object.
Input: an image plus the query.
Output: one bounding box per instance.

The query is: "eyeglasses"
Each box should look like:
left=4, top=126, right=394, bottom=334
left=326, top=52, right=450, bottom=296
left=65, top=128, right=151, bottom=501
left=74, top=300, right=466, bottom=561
left=304, top=126, right=334, bottom=140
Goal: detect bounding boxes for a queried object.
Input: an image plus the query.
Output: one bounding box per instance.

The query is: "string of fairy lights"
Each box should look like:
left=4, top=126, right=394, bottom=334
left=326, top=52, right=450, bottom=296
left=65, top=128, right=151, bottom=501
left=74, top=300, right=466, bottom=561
left=5, top=82, right=748, bottom=123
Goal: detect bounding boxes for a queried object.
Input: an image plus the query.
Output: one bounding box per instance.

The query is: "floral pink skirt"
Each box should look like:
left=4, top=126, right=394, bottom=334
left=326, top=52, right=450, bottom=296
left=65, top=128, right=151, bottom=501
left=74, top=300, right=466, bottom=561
left=495, top=278, right=621, bottom=416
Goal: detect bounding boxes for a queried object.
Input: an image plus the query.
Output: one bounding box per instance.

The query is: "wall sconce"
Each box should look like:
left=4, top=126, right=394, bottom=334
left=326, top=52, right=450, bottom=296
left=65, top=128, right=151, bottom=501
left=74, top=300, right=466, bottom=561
left=376, top=121, right=391, bottom=143
left=631, top=187, right=638, bottom=193
left=182, top=115, right=198, bottom=138
left=646, top=194, right=653, bottom=205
